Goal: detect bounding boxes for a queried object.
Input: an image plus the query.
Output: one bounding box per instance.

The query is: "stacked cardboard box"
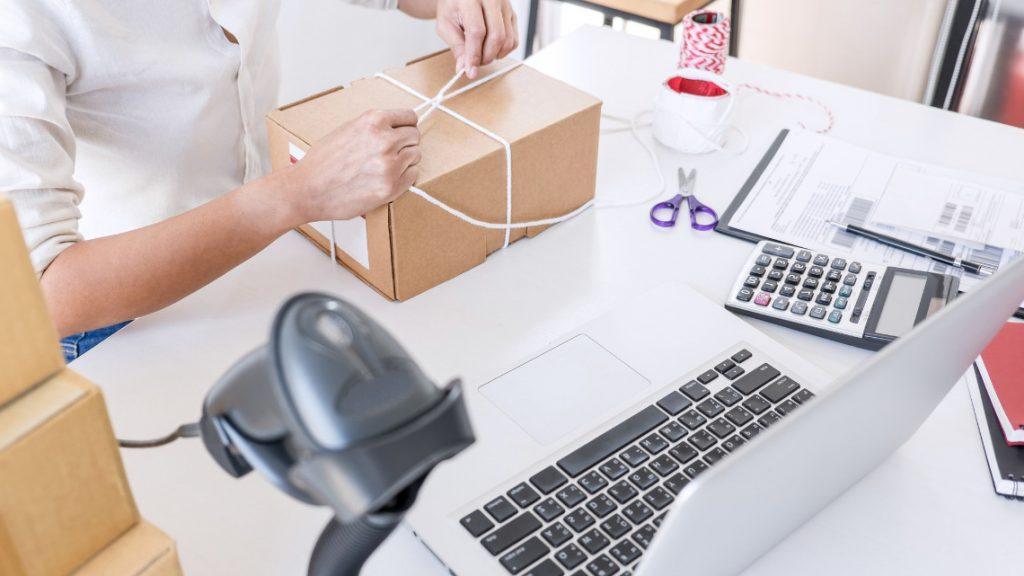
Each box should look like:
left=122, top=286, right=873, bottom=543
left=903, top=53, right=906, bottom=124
left=0, top=197, right=183, bottom=576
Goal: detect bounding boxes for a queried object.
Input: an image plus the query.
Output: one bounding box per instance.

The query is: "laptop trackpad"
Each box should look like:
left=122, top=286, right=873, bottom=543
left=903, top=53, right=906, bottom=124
left=479, top=335, right=651, bottom=445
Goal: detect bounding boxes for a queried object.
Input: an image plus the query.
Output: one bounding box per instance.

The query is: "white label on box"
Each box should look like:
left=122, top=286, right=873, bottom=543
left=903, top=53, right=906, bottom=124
left=289, top=142, right=371, bottom=270
left=309, top=219, right=370, bottom=270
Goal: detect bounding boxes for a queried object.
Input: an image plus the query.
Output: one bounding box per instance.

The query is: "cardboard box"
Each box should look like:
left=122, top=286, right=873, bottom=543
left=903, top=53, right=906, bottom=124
left=268, top=51, right=602, bottom=300
left=72, top=521, right=182, bottom=576
left=0, top=369, right=139, bottom=576
left=0, top=196, right=64, bottom=406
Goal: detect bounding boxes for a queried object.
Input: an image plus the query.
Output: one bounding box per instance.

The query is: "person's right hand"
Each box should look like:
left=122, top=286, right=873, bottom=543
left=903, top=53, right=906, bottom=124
left=287, top=109, right=421, bottom=223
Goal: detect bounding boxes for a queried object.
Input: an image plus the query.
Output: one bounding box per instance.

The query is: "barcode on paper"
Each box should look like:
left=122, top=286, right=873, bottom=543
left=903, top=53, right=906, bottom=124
left=938, top=202, right=956, bottom=227
left=955, top=205, right=974, bottom=233
left=831, top=197, right=875, bottom=248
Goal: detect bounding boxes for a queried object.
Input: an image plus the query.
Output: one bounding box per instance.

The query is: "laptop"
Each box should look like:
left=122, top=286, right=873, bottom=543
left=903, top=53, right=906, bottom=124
left=406, top=249, right=1024, bottom=576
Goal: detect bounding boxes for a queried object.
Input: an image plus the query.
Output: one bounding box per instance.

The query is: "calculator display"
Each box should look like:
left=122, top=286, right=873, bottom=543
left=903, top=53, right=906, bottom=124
left=875, top=272, right=928, bottom=337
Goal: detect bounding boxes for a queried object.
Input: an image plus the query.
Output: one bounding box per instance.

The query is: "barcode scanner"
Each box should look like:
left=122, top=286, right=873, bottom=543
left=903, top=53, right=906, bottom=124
left=197, top=293, right=475, bottom=575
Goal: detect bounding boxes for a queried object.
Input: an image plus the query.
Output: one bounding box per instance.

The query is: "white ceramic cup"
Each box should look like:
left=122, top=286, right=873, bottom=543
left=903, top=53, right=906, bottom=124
left=652, top=67, right=735, bottom=154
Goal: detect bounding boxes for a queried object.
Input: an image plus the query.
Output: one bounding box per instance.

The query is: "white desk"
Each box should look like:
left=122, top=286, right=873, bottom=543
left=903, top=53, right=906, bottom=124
left=72, top=26, right=1024, bottom=576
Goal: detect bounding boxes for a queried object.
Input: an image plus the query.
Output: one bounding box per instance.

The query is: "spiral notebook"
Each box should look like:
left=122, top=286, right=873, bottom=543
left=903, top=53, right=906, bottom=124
left=967, top=365, right=1024, bottom=499
left=976, top=322, right=1024, bottom=445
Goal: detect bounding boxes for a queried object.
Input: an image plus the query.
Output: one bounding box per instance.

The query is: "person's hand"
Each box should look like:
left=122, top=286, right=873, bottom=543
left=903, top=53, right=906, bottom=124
left=287, top=109, right=421, bottom=223
left=434, top=0, right=519, bottom=79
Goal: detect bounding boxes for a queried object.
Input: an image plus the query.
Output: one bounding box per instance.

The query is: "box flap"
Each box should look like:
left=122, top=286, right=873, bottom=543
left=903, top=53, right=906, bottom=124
left=73, top=521, right=180, bottom=576
left=0, top=369, right=88, bottom=450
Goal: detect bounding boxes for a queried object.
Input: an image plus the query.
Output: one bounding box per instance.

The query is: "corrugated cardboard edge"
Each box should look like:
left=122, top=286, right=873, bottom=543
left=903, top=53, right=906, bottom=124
left=294, top=223, right=397, bottom=301
left=72, top=521, right=181, bottom=576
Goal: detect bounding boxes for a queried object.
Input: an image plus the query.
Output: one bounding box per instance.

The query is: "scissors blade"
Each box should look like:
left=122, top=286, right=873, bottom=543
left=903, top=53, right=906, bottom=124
left=677, top=168, right=696, bottom=196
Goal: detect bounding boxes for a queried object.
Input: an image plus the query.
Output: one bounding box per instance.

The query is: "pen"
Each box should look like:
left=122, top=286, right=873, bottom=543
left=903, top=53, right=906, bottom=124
left=826, top=220, right=995, bottom=277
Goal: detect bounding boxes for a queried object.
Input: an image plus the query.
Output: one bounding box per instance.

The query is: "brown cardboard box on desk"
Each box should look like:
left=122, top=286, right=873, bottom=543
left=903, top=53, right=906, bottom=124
left=267, top=51, right=602, bottom=300
left=0, top=370, right=140, bottom=576
left=0, top=199, right=64, bottom=405
left=72, top=522, right=182, bottom=576
left=0, top=195, right=183, bottom=576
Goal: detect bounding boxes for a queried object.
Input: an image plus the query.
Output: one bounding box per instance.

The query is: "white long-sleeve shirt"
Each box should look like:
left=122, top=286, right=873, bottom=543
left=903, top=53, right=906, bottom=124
left=0, top=0, right=395, bottom=274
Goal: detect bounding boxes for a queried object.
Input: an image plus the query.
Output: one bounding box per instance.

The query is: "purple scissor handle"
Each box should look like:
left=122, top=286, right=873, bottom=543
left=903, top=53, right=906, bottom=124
left=649, top=168, right=719, bottom=231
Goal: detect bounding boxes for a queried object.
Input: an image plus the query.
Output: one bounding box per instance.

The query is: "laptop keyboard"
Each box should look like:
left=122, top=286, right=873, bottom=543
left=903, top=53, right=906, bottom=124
left=458, top=346, right=816, bottom=576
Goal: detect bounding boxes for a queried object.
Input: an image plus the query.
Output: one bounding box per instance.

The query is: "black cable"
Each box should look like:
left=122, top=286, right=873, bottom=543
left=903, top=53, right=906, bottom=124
left=118, top=422, right=201, bottom=448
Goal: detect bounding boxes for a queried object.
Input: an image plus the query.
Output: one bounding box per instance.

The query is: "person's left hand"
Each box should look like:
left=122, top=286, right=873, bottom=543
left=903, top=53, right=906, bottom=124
left=433, top=0, right=519, bottom=79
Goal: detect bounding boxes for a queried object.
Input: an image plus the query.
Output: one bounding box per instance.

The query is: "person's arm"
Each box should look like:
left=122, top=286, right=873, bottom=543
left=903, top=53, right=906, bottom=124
left=36, top=109, right=421, bottom=338
left=1, top=32, right=422, bottom=338
left=398, top=0, right=519, bottom=79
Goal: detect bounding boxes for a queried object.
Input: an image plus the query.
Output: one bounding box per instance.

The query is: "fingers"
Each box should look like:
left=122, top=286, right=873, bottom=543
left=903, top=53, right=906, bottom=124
left=480, top=0, right=507, bottom=66
left=503, top=5, right=519, bottom=58
left=397, top=144, right=422, bottom=172
left=459, top=1, right=486, bottom=78
left=398, top=162, right=420, bottom=191
left=392, top=126, right=421, bottom=151
left=382, top=108, right=418, bottom=127
left=436, top=17, right=466, bottom=68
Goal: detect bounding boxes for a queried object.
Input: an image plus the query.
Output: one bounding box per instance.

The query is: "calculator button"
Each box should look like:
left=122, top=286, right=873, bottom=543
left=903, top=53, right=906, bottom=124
left=761, top=281, right=778, bottom=293
left=749, top=265, right=766, bottom=277
left=826, top=269, right=842, bottom=282
left=808, top=266, right=824, bottom=278
left=767, top=270, right=784, bottom=281
left=656, top=391, right=691, bottom=415
left=838, top=285, right=853, bottom=298
left=816, top=292, right=833, bottom=306
left=755, top=254, right=772, bottom=267
left=761, top=243, right=795, bottom=258
left=780, top=285, right=796, bottom=297
left=843, top=274, right=858, bottom=286
left=771, top=297, right=789, bottom=311
left=821, top=281, right=837, bottom=294
left=849, top=262, right=862, bottom=274
left=796, top=250, right=812, bottom=262
left=809, top=305, right=827, bottom=319
left=797, top=289, right=814, bottom=301
left=736, top=288, right=753, bottom=302
left=864, top=272, right=876, bottom=290
left=790, top=301, right=808, bottom=315
left=830, top=258, right=847, bottom=270
left=792, top=389, right=815, bottom=404
left=791, top=262, right=807, bottom=274
left=802, top=277, right=819, bottom=290
left=784, top=273, right=801, bottom=285
left=834, top=296, right=848, bottom=310
left=828, top=310, right=843, bottom=324
left=813, top=254, right=829, bottom=266
left=715, top=359, right=736, bottom=373
left=772, top=258, right=789, bottom=269
left=744, top=276, right=760, bottom=288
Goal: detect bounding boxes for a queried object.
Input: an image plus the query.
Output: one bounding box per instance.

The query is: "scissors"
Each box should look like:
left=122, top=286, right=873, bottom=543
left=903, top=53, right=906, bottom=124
left=649, top=168, right=719, bottom=231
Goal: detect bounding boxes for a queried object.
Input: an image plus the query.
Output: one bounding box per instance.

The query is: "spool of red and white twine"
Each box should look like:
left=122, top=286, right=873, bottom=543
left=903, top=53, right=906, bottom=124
left=676, top=9, right=834, bottom=133
left=679, top=10, right=730, bottom=74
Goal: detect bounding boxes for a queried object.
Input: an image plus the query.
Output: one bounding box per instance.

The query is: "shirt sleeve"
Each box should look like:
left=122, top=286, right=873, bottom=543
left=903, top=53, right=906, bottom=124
left=0, top=9, right=83, bottom=277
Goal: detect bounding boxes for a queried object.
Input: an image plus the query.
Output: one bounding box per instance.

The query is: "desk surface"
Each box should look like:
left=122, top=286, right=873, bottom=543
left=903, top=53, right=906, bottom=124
left=72, top=26, right=1024, bottom=576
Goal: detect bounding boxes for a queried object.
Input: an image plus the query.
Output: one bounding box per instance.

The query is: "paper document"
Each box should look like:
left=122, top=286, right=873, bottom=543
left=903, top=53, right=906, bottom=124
left=870, top=165, right=1024, bottom=251
left=726, top=130, right=1023, bottom=296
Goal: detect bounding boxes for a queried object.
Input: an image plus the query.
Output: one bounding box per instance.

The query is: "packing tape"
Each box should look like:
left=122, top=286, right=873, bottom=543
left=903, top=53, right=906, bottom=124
left=679, top=10, right=730, bottom=74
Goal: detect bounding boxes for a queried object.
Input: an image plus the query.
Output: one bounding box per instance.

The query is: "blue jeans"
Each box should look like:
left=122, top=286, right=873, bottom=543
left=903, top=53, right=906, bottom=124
left=60, top=320, right=131, bottom=363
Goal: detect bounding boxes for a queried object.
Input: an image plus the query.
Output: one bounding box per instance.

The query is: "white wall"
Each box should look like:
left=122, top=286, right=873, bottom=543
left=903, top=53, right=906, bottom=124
left=276, top=0, right=532, bottom=104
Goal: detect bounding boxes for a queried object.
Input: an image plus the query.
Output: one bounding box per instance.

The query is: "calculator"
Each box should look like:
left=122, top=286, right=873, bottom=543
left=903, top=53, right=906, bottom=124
left=726, top=241, right=960, bottom=350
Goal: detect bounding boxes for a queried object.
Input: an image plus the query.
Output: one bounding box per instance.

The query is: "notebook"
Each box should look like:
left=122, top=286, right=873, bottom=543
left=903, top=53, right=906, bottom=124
left=976, top=323, right=1024, bottom=445
left=967, top=365, right=1024, bottom=499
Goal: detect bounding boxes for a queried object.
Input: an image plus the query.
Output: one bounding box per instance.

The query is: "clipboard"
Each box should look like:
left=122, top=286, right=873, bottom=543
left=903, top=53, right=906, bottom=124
left=713, top=129, right=1024, bottom=320
left=714, top=129, right=793, bottom=244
